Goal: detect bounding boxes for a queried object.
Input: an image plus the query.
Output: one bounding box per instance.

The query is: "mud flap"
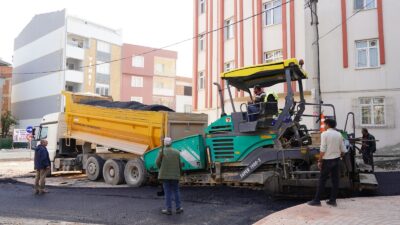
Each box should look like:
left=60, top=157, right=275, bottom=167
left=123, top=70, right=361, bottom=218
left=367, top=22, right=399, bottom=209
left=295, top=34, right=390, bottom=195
left=359, top=173, right=378, bottom=191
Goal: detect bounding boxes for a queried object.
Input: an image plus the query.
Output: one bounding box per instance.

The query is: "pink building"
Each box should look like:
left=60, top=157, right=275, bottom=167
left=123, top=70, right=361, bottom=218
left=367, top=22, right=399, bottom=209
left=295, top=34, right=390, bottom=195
left=121, top=44, right=178, bottom=109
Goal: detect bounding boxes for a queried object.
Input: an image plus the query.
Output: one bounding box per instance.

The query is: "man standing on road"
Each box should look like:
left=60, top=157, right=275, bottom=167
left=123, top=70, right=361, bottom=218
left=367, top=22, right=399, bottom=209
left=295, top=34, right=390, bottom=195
left=308, top=118, right=346, bottom=207
left=34, top=139, right=51, bottom=195
left=156, top=137, right=183, bottom=215
left=360, top=128, right=376, bottom=171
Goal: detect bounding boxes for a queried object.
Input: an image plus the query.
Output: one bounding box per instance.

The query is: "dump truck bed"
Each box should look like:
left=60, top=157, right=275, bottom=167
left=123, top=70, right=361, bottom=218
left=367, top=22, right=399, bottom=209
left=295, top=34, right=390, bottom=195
left=63, top=92, right=208, bottom=155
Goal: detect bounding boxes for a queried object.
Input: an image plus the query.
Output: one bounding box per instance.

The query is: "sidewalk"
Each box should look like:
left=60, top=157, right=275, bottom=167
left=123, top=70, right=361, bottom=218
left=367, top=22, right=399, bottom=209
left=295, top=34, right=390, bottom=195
left=0, top=216, right=99, bottom=225
left=254, top=196, right=400, bottom=225
left=0, top=148, right=34, bottom=161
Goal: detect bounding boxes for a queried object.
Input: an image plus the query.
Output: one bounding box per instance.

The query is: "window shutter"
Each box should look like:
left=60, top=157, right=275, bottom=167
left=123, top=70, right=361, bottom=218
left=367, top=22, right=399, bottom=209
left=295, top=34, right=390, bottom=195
left=351, top=98, right=361, bottom=128
left=385, top=97, right=395, bottom=128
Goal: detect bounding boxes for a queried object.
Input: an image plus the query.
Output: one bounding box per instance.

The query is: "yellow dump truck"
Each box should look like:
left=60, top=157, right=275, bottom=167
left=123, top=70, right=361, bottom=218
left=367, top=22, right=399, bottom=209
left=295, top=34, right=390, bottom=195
left=35, top=92, right=207, bottom=186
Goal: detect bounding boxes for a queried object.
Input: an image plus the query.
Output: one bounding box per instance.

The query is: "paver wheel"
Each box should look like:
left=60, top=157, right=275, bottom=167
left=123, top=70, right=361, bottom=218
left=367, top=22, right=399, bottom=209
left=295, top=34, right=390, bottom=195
left=103, top=159, right=125, bottom=185
left=86, top=156, right=105, bottom=181
left=124, top=158, right=147, bottom=187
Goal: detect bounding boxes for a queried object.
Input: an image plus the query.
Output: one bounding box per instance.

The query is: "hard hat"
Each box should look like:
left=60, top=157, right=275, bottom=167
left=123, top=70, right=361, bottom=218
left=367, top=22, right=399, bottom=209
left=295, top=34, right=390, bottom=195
left=164, top=137, right=172, bottom=146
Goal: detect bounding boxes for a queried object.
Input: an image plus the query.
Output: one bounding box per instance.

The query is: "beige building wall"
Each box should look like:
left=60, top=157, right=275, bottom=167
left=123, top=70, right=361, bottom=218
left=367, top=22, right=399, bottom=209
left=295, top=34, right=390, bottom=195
left=154, top=56, right=176, bottom=77
left=83, top=39, right=121, bottom=100
left=83, top=38, right=97, bottom=93
left=110, top=44, right=121, bottom=100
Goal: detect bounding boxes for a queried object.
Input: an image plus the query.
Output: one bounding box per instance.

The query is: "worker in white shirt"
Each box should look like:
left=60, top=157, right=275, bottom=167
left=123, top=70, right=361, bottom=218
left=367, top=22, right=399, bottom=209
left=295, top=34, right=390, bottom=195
left=308, top=118, right=346, bottom=207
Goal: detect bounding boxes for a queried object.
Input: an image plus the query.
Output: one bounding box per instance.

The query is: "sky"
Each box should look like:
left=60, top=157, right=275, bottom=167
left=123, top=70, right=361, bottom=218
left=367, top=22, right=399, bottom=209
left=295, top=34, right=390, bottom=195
left=0, top=0, right=194, bottom=77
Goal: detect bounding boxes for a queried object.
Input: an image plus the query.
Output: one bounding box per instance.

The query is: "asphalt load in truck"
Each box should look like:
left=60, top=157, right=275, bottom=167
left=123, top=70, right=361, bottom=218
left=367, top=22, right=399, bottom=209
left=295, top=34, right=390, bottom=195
left=80, top=99, right=175, bottom=112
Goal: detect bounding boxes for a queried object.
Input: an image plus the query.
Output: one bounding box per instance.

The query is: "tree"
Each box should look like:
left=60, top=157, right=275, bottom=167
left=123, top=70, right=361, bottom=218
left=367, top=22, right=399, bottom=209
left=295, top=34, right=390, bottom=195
left=1, top=111, right=17, bottom=138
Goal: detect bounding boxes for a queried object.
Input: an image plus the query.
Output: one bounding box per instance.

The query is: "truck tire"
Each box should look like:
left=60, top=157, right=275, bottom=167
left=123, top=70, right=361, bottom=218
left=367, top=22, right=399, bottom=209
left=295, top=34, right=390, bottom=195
left=86, top=156, right=104, bottom=181
left=124, top=159, right=147, bottom=187
left=103, top=159, right=125, bottom=185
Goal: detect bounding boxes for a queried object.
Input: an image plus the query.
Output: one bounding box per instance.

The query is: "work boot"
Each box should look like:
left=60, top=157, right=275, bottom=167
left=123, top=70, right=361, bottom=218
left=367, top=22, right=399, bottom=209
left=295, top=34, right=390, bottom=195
left=33, top=189, right=39, bottom=195
left=307, top=200, right=321, bottom=206
left=38, top=189, right=49, bottom=195
left=326, top=200, right=337, bottom=207
left=161, top=209, right=172, bottom=215
left=176, top=207, right=184, bottom=214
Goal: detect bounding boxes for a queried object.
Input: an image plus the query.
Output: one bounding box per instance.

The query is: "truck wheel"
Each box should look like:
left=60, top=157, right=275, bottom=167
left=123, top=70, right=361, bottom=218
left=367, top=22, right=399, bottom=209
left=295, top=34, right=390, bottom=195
left=124, top=159, right=147, bottom=187
left=86, top=156, right=104, bottom=181
left=103, top=159, right=125, bottom=185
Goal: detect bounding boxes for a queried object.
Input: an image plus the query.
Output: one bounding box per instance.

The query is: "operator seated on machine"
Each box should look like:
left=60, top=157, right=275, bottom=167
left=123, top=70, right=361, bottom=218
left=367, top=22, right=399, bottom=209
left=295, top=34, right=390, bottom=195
left=264, top=92, right=278, bottom=117
left=248, top=85, right=266, bottom=121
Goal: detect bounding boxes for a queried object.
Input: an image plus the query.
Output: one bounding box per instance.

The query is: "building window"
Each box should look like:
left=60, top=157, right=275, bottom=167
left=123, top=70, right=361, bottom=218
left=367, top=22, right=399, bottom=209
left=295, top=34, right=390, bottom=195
left=95, top=84, right=109, bottom=96
left=97, top=41, right=110, bottom=53
left=131, top=76, right=143, bottom=87
left=224, top=18, right=234, bottom=40
left=184, top=86, right=192, bottom=96
left=198, top=71, right=204, bottom=90
left=130, top=96, right=143, bottom=103
left=155, top=63, right=164, bottom=74
left=132, top=55, right=144, bottom=67
left=264, top=0, right=282, bottom=26
left=184, top=104, right=192, bottom=113
left=224, top=61, right=235, bottom=72
left=67, top=63, right=75, bottom=70
left=359, top=97, right=385, bottom=126
left=199, top=34, right=205, bottom=52
left=264, top=49, right=283, bottom=63
left=354, top=0, right=376, bottom=10
left=356, top=39, right=379, bottom=68
left=199, top=0, right=205, bottom=14
left=96, top=61, right=110, bottom=74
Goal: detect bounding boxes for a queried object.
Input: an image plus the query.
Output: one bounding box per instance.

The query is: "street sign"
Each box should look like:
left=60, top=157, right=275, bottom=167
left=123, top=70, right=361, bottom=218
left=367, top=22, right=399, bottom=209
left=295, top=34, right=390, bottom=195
left=13, top=129, right=29, bottom=143
left=26, top=126, right=33, bottom=134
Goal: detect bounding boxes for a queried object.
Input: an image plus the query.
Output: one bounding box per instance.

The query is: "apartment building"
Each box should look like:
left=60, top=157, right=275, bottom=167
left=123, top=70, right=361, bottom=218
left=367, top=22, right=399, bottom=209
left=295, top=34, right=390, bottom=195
left=12, top=9, right=122, bottom=128
left=0, top=59, right=12, bottom=115
left=175, top=76, right=193, bottom=113
left=193, top=0, right=310, bottom=124
left=193, top=0, right=399, bottom=149
left=304, top=0, right=400, bottom=148
left=121, top=44, right=178, bottom=110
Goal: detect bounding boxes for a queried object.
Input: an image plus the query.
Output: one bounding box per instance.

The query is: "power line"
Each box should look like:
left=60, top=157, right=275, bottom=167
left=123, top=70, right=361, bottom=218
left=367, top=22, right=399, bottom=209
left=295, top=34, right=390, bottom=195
left=311, top=0, right=377, bottom=45
left=8, top=0, right=375, bottom=76
left=9, top=0, right=293, bottom=76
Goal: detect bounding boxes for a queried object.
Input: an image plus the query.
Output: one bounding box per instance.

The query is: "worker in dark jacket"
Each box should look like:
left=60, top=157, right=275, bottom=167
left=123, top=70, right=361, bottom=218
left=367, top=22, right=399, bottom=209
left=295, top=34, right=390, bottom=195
left=156, top=137, right=183, bottom=215
left=34, top=139, right=51, bottom=195
left=361, top=128, right=376, bottom=171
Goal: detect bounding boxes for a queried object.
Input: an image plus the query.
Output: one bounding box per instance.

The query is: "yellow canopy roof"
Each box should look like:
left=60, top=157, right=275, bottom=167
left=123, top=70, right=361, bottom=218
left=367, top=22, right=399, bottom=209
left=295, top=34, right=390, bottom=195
left=221, top=58, right=307, bottom=91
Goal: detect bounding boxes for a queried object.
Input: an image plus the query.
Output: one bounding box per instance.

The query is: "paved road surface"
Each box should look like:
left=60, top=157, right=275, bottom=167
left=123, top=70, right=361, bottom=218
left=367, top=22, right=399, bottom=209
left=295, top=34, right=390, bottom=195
left=0, top=180, right=301, bottom=225
left=0, top=172, right=398, bottom=225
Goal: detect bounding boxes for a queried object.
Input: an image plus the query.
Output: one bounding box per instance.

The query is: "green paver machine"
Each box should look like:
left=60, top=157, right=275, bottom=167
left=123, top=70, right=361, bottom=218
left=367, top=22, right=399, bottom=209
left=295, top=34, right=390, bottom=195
left=143, top=59, right=377, bottom=195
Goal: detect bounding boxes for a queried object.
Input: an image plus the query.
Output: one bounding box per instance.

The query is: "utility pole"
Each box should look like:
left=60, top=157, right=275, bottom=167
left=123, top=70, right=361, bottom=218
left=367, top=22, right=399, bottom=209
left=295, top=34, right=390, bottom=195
left=308, top=0, right=322, bottom=129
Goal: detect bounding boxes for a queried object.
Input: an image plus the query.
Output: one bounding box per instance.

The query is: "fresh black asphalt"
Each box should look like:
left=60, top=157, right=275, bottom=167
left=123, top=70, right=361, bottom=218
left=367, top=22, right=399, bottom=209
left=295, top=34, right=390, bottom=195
left=0, top=172, right=398, bottom=225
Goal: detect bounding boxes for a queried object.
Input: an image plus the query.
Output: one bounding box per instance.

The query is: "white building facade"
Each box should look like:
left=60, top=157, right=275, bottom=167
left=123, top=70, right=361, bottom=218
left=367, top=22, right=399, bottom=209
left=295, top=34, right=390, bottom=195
left=193, top=0, right=399, bottom=149
left=12, top=9, right=122, bottom=128
left=305, top=0, right=400, bottom=148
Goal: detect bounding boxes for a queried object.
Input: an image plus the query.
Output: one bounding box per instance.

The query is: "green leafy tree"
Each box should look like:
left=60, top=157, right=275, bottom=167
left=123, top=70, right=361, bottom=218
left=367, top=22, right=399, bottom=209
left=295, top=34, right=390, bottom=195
left=1, top=111, right=18, bottom=138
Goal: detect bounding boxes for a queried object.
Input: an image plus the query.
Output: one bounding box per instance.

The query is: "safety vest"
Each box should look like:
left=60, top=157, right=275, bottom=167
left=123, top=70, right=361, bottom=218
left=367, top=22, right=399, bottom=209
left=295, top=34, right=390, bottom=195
left=265, top=92, right=279, bottom=102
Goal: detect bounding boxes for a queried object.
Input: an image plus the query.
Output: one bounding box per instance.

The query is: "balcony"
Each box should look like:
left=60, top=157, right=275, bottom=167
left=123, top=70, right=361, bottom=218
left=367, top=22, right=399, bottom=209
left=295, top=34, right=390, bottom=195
left=153, top=88, right=174, bottom=96
left=66, top=44, right=84, bottom=60
left=65, top=70, right=84, bottom=84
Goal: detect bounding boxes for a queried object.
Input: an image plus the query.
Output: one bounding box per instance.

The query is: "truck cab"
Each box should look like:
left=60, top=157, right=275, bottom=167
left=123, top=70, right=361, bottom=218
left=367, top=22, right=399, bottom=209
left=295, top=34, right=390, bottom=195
left=35, top=112, right=83, bottom=173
